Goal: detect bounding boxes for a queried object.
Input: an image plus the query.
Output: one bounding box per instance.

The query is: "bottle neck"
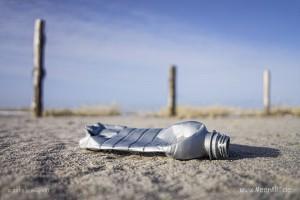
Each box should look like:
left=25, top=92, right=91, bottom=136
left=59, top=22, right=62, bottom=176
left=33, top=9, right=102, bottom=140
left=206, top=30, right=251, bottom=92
left=204, top=130, right=230, bottom=160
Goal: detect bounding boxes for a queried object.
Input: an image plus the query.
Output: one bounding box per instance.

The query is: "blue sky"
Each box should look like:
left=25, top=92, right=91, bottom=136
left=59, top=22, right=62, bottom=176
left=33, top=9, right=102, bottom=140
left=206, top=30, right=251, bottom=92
left=0, top=0, right=299, bottom=110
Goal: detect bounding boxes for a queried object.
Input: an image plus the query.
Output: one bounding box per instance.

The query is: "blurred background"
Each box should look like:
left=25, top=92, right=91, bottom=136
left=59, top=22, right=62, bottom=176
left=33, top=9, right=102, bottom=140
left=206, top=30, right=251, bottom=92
left=0, top=0, right=299, bottom=114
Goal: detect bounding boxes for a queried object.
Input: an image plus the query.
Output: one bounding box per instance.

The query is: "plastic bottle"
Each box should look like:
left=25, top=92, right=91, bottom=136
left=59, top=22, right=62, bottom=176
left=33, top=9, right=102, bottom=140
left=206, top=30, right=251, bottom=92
left=79, top=121, right=230, bottom=160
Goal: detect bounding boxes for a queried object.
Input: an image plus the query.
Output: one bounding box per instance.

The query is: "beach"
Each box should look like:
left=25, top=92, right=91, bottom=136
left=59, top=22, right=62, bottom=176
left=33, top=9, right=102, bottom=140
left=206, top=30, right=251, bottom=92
left=0, top=114, right=299, bottom=199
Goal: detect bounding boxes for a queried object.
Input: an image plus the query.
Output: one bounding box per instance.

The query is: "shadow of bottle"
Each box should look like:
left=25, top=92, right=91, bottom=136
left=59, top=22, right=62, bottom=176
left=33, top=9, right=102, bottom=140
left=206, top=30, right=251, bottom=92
left=229, top=144, right=280, bottom=160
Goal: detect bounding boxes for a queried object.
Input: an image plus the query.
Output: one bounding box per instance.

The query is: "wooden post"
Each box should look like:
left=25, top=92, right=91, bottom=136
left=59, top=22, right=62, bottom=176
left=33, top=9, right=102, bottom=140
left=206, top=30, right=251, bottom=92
left=168, top=65, right=177, bottom=116
left=263, top=69, right=271, bottom=115
left=32, top=19, right=46, bottom=117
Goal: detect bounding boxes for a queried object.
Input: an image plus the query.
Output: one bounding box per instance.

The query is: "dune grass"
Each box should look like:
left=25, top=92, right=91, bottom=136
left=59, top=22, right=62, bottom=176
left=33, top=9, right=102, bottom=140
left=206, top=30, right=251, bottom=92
left=154, top=105, right=300, bottom=118
left=268, top=107, right=300, bottom=117
left=157, top=106, right=232, bottom=118
left=3, top=105, right=299, bottom=118
left=44, top=105, right=121, bottom=117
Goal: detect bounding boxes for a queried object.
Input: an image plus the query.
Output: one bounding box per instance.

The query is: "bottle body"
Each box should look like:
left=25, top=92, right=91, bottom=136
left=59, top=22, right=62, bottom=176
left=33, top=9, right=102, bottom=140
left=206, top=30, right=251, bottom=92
left=79, top=121, right=230, bottom=160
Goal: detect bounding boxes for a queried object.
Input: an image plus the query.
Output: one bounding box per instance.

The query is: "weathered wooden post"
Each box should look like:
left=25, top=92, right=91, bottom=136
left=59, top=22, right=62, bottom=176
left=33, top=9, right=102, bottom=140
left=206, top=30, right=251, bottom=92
left=168, top=65, right=177, bottom=116
left=32, top=19, right=46, bottom=117
left=263, top=69, right=271, bottom=115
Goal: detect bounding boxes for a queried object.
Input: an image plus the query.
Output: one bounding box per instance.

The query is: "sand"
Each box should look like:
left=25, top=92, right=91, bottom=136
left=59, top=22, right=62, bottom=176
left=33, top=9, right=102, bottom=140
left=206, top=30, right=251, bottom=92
left=0, top=114, right=299, bottom=199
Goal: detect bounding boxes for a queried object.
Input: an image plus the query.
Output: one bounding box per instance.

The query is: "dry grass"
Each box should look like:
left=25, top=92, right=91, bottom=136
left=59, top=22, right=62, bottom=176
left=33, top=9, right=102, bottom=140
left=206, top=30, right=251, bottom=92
left=3, top=105, right=299, bottom=118
left=154, top=105, right=300, bottom=118
left=269, top=107, right=300, bottom=117
left=157, top=106, right=232, bottom=118
left=44, top=105, right=121, bottom=117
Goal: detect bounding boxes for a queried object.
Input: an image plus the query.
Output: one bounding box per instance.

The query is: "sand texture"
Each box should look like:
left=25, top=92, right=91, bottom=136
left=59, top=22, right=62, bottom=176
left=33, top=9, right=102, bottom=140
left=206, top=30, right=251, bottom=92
left=0, top=115, right=299, bottom=200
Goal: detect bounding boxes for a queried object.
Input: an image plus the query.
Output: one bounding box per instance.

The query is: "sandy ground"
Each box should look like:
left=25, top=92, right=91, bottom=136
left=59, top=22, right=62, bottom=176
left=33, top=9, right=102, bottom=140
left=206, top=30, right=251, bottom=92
left=0, top=114, right=299, bottom=200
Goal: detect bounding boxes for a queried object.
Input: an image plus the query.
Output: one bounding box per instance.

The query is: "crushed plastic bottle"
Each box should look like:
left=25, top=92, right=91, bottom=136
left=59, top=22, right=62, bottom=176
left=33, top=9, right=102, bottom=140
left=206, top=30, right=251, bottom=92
left=79, top=121, right=230, bottom=160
